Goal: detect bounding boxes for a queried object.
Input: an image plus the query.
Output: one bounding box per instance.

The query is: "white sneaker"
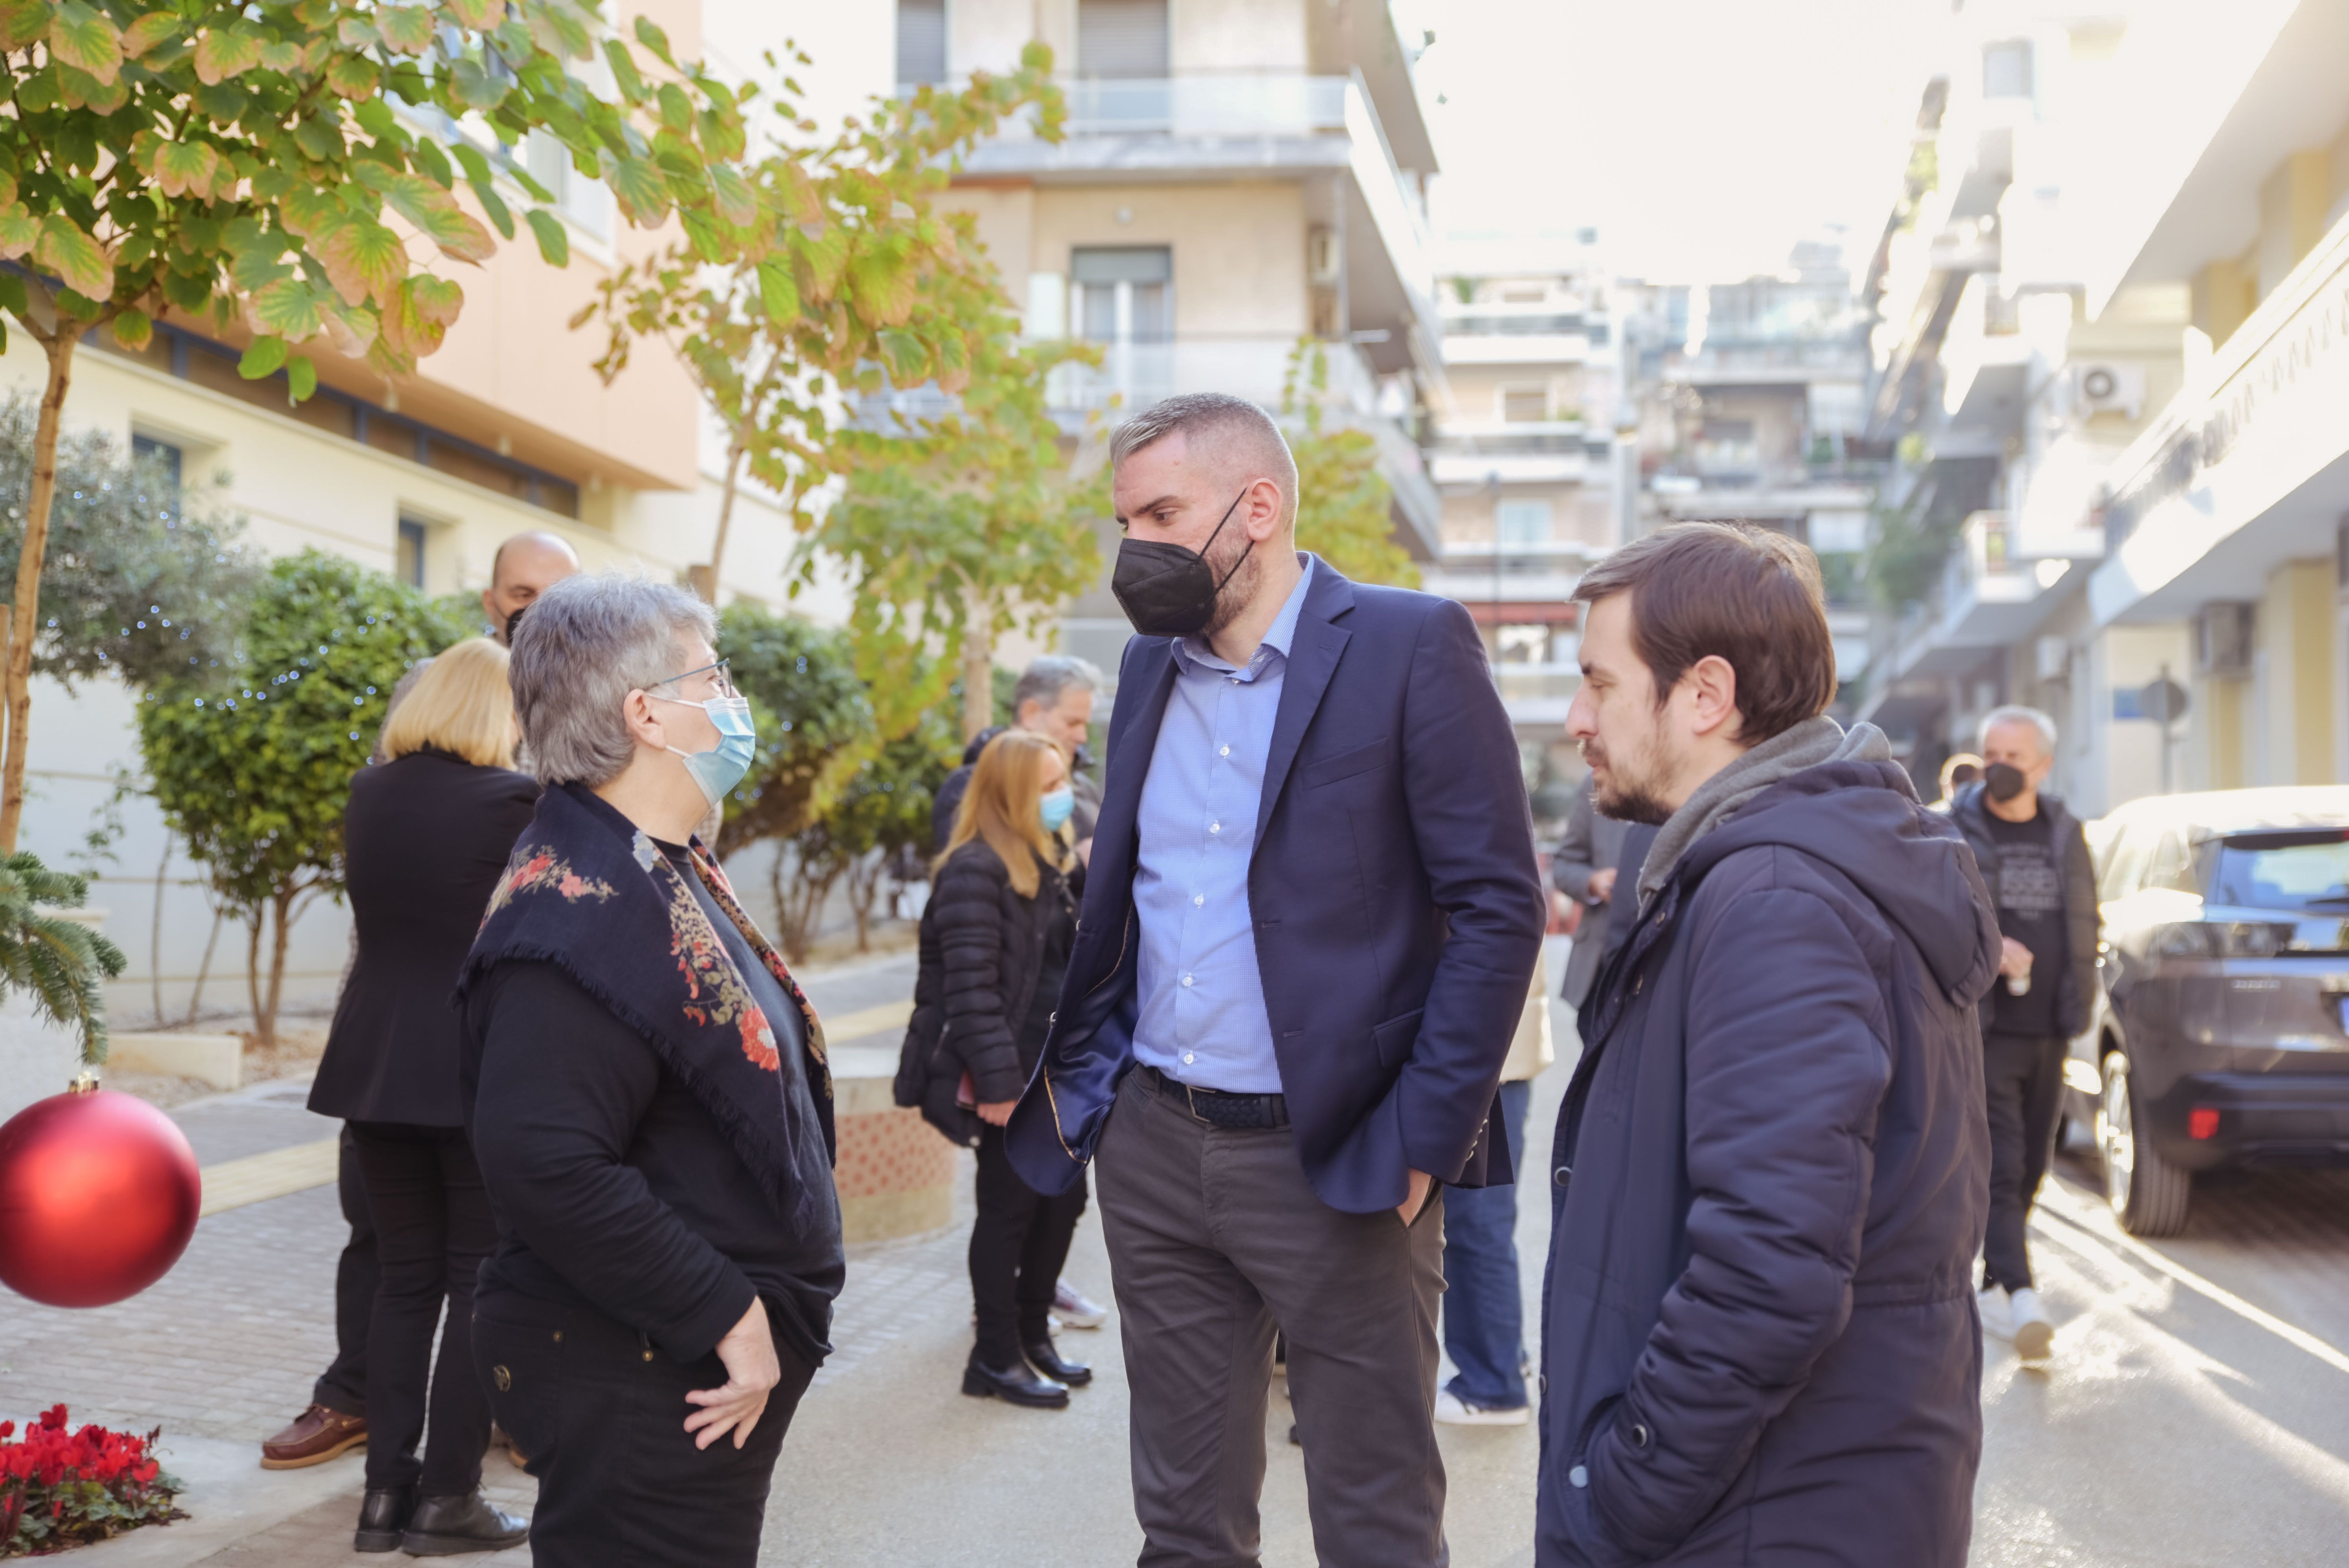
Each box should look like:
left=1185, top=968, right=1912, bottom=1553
left=1977, top=1285, right=2011, bottom=1342
left=2009, top=1287, right=2054, bottom=1367
left=1053, top=1280, right=1109, bottom=1329
left=1434, top=1389, right=1530, bottom=1426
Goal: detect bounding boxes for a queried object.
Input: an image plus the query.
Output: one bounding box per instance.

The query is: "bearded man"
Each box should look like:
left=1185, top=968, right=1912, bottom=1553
left=1537, top=521, right=1996, bottom=1568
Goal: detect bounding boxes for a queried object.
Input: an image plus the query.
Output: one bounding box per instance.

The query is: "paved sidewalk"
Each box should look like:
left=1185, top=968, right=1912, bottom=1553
left=0, top=946, right=1556, bottom=1565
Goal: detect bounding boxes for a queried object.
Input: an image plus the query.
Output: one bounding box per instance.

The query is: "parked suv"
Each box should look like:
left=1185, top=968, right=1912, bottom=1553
left=2065, top=787, right=2349, bottom=1235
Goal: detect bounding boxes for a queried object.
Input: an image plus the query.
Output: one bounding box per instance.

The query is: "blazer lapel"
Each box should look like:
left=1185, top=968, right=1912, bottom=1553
left=1256, top=563, right=1356, bottom=833
left=1095, top=639, right=1179, bottom=862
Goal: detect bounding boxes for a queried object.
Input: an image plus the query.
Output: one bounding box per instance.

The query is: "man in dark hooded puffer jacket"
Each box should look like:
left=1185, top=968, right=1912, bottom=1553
left=1538, top=522, right=1999, bottom=1568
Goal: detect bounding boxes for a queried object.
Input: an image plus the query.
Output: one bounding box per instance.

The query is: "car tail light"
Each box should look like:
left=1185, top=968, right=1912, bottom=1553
left=2189, top=1107, right=2220, bottom=1140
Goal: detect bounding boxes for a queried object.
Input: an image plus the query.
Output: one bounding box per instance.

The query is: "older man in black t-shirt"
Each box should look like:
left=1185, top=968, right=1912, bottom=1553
left=1950, top=706, right=2100, bottom=1369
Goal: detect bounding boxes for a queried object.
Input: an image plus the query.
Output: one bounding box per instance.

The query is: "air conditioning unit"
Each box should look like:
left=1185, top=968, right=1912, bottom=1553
left=2194, top=602, right=2255, bottom=679
left=2075, top=361, right=2146, bottom=419
left=1307, top=227, right=1341, bottom=287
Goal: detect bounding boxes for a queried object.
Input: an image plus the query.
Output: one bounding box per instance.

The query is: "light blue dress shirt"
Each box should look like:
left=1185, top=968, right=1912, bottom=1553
left=1130, top=557, right=1317, bottom=1094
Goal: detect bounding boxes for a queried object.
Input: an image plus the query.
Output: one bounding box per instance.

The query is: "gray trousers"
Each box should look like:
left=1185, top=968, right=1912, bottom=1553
left=1095, top=1066, right=1449, bottom=1568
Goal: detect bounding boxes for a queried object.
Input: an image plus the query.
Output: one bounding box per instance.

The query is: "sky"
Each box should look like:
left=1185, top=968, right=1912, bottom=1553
left=1391, top=0, right=1953, bottom=283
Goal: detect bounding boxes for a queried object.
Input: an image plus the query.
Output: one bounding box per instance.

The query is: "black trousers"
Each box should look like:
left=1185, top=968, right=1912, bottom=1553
left=313, top=1125, right=378, bottom=1417
left=473, top=1290, right=815, bottom=1568
left=970, top=1124, right=1088, bottom=1364
left=1982, top=1032, right=2066, bottom=1293
left=347, top=1121, right=497, bottom=1496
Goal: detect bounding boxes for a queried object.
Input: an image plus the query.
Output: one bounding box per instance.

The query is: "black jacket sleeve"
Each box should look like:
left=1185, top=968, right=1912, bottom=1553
left=2062, top=813, right=2101, bottom=1037
left=933, top=848, right=1026, bottom=1103
left=470, top=962, right=759, bottom=1363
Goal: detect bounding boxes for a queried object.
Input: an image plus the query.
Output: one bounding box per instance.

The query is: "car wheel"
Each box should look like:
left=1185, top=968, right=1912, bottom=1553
left=2097, top=1052, right=2190, bottom=1237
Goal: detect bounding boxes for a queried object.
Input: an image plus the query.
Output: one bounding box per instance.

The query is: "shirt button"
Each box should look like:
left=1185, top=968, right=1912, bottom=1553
left=1554, top=1165, right=1572, bottom=1187
left=1220, top=745, right=1230, bottom=757
left=1181, top=974, right=1195, bottom=987
left=1193, top=895, right=1204, bottom=907
left=1182, top=1051, right=1195, bottom=1065
left=1209, top=822, right=1221, bottom=834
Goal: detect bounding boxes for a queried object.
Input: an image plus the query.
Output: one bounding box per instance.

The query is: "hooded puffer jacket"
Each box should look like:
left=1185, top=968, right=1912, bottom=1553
left=1537, top=756, right=1999, bottom=1568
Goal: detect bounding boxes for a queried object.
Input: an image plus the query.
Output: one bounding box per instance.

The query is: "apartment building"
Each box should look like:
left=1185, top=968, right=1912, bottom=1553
left=1854, top=0, right=2347, bottom=815
left=1626, top=240, right=1879, bottom=691
left=1421, top=251, right=1620, bottom=828
left=897, top=0, right=1446, bottom=681
left=6, top=0, right=825, bottom=1029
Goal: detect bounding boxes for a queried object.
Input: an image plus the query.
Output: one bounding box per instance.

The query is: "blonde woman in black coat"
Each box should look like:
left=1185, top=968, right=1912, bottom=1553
left=924, top=730, right=1087, bottom=1409
left=309, top=637, right=539, bottom=1555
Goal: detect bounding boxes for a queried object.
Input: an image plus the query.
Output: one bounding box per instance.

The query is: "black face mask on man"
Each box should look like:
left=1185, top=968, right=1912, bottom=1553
left=1110, top=490, right=1253, bottom=639
left=1983, top=761, right=2029, bottom=802
left=504, top=605, right=528, bottom=646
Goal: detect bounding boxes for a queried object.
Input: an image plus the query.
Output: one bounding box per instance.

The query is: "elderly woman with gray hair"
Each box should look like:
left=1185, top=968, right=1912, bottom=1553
left=455, top=574, right=841, bottom=1567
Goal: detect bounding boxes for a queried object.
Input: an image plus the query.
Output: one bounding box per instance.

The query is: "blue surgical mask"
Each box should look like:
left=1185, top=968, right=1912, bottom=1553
left=1040, top=787, right=1076, bottom=833
left=652, top=692, right=758, bottom=808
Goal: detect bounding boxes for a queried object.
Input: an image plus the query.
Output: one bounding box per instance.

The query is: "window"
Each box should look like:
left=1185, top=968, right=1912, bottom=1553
left=2096, top=827, right=2150, bottom=903
left=525, top=131, right=609, bottom=240
left=1495, top=499, right=1554, bottom=546
left=1073, top=247, right=1172, bottom=343
left=130, top=434, right=182, bottom=496
left=1500, top=386, right=1549, bottom=423
left=396, top=518, right=428, bottom=589
left=1983, top=40, right=2033, bottom=99
left=897, top=0, right=946, bottom=88
left=2210, top=830, right=2349, bottom=912
left=1077, top=0, right=1168, bottom=78
left=1495, top=625, right=1551, bottom=665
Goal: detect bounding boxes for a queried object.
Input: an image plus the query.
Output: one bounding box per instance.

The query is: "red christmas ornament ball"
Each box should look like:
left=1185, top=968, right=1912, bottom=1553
left=0, top=1086, right=201, bottom=1308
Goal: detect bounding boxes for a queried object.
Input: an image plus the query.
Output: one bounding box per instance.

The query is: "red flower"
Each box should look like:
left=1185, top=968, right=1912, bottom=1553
left=558, top=873, right=586, bottom=898
left=739, top=1007, right=780, bottom=1071
left=38, top=1405, right=66, bottom=1432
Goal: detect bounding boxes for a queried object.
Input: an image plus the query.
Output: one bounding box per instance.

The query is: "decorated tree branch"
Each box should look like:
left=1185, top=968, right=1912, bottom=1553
left=0, top=0, right=756, bottom=851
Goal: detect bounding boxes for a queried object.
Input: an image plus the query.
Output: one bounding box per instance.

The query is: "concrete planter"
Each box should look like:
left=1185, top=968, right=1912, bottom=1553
left=106, top=1032, right=246, bottom=1091
left=830, top=1048, right=957, bottom=1244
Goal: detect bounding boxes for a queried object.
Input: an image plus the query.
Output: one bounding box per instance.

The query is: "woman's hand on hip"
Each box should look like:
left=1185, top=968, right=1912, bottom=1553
left=684, top=1297, right=781, bottom=1450
left=977, top=1099, right=1018, bottom=1127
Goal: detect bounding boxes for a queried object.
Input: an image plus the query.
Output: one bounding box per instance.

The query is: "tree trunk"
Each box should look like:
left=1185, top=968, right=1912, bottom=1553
left=695, top=438, right=747, bottom=603
left=846, top=851, right=882, bottom=951
left=961, top=583, right=993, bottom=744
left=261, top=885, right=295, bottom=1047
left=150, top=837, right=170, bottom=1025
left=0, top=332, right=78, bottom=852
left=245, top=909, right=266, bottom=1044
left=181, top=903, right=224, bottom=1028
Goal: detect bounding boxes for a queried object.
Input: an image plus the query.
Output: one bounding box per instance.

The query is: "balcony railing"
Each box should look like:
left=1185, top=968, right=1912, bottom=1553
left=1044, top=335, right=1379, bottom=418
left=1058, top=74, right=1349, bottom=138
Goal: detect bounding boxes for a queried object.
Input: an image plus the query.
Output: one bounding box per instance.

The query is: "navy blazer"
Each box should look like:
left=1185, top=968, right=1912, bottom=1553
left=1004, top=558, right=1547, bottom=1214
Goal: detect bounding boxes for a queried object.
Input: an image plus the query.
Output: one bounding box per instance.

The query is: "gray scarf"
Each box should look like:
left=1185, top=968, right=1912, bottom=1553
left=1635, top=716, right=1894, bottom=907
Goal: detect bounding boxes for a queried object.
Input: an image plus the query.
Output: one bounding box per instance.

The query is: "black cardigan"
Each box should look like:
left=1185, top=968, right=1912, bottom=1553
left=310, top=748, right=539, bottom=1127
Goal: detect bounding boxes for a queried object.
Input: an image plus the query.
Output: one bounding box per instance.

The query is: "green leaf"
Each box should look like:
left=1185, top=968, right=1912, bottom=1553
left=448, top=142, right=495, bottom=186
left=0, top=271, right=28, bottom=318
left=56, top=64, right=127, bottom=113
left=112, top=308, right=153, bottom=351
left=446, top=0, right=506, bottom=28
left=257, top=37, right=304, bottom=71
left=602, top=38, right=646, bottom=103
left=34, top=215, right=112, bottom=300
left=475, top=182, right=514, bottom=240
left=756, top=259, right=801, bottom=324
left=0, top=0, right=48, bottom=48
left=292, top=115, right=344, bottom=161
left=375, top=6, right=434, bottom=54
left=607, top=154, right=671, bottom=225
left=239, top=335, right=288, bottom=378
left=119, top=12, right=179, bottom=58
left=49, top=2, right=123, bottom=85
left=152, top=139, right=223, bottom=199
left=655, top=82, right=693, bottom=133
left=874, top=329, right=928, bottom=385
left=315, top=219, right=406, bottom=306
left=250, top=277, right=326, bottom=341
left=410, top=138, right=453, bottom=188
left=524, top=0, right=591, bottom=59
left=194, top=26, right=265, bottom=85
left=524, top=207, right=568, bottom=267
left=845, top=243, right=915, bottom=326
left=451, top=57, right=506, bottom=110
left=326, top=53, right=378, bottom=97
left=632, top=14, right=674, bottom=64
left=286, top=355, right=318, bottom=403
left=229, top=242, right=293, bottom=293
left=706, top=164, right=755, bottom=228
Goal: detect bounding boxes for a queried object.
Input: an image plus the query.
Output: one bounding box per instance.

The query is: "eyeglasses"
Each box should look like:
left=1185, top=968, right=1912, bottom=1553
left=652, top=657, right=737, bottom=699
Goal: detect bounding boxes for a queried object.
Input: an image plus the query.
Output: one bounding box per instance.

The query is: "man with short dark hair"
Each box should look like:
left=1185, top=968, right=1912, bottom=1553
left=1007, top=392, right=1544, bottom=1566
left=1948, top=705, right=2098, bottom=1367
left=1538, top=521, right=1997, bottom=1568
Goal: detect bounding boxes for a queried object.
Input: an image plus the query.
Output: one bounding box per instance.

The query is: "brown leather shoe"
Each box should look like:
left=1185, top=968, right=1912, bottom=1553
left=260, top=1404, right=367, bottom=1470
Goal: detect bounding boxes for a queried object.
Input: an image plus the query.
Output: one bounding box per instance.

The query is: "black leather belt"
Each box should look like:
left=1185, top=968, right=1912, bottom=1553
left=1141, top=1064, right=1289, bottom=1130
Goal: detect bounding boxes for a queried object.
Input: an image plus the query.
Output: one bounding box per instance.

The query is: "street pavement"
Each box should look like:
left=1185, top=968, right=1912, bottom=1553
left=2, top=935, right=2346, bottom=1563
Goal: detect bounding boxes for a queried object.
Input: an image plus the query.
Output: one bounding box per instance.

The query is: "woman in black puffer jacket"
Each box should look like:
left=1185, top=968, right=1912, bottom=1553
left=918, top=730, right=1088, bottom=1408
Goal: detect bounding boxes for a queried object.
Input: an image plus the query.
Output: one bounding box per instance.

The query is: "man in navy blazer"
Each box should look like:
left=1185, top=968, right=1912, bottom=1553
left=1006, top=393, right=1545, bottom=1566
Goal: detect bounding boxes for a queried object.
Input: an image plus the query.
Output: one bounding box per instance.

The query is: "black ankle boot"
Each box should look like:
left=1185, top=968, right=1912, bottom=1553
left=352, top=1486, right=416, bottom=1553
left=1023, top=1336, right=1093, bottom=1386
left=400, top=1490, right=530, bottom=1556
left=962, top=1351, right=1070, bottom=1408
